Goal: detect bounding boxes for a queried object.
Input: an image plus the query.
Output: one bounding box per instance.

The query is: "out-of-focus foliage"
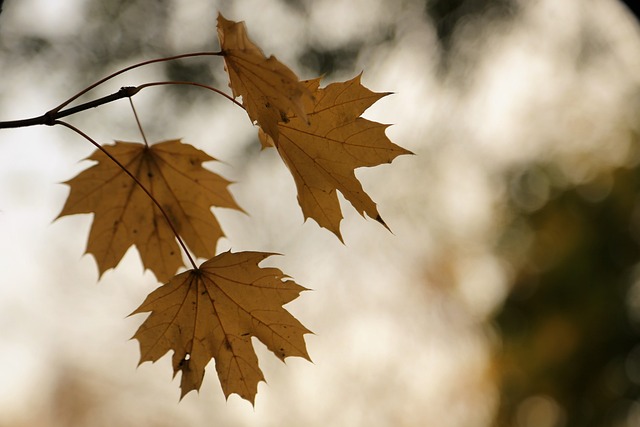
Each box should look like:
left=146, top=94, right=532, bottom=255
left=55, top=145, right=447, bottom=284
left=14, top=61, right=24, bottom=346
left=494, top=161, right=640, bottom=426
left=3, top=0, right=640, bottom=425
left=426, top=0, right=518, bottom=49
left=425, top=0, right=518, bottom=72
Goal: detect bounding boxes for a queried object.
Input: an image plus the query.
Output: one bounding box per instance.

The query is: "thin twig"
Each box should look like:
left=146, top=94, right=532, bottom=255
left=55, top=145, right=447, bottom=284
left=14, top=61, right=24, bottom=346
left=55, top=119, right=198, bottom=271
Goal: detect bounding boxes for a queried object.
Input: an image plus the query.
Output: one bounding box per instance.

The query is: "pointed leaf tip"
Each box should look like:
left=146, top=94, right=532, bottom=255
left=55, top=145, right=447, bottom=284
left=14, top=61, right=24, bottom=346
left=266, top=75, right=412, bottom=239
left=216, top=13, right=312, bottom=142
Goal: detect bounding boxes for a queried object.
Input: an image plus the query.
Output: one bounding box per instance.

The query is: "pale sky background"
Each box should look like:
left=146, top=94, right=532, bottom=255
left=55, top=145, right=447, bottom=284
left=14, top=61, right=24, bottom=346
left=1, top=0, right=640, bottom=426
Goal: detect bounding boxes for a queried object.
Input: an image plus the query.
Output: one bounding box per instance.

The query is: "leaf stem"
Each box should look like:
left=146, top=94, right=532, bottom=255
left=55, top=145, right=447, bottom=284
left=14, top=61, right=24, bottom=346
left=55, top=119, right=198, bottom=271
left=136, top=81, right=243, bottom=109
left=50, top=51, right=223, bottom=114
left=129, top=98, right=149, bottom=147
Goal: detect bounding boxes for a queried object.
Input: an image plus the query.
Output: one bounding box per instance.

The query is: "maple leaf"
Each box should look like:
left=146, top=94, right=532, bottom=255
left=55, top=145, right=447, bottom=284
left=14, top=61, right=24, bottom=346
left=58, top=139, right=241, bottom=282
left=259, top=75, right=413, bottom=240
left=216, top=13, right=312, bottom=141
left=131, top=251, right=311, bottom=403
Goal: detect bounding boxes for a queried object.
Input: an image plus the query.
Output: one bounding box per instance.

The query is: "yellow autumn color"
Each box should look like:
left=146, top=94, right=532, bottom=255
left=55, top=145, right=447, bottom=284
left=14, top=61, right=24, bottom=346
left=261, top=75, right=413, bottom=240
left=58, top=139, right=241, bottom=282
left=55, top=13, right=410, bottom=407
left=217, top=13, right=313, bottom=141
left=131, top=251, right=311, bottom=403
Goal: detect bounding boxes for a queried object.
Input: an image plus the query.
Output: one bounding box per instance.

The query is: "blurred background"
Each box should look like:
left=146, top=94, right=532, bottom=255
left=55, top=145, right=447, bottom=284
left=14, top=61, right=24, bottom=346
left=1, top=0, right=640, bottom=426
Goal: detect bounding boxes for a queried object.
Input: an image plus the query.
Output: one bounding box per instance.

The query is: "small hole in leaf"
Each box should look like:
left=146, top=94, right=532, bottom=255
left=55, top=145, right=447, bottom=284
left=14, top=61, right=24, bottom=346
left=178, top=354, right=190, bottom=368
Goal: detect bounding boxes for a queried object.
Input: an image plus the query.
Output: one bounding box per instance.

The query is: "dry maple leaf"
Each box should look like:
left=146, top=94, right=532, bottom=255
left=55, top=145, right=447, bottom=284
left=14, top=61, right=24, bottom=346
left=217, top=13, right=312, bottom=141
left=131, top=251, right=311, bottom=403
left=58, top=139, right=241, bottom=282
left=259, top=75, right=413, bottom=240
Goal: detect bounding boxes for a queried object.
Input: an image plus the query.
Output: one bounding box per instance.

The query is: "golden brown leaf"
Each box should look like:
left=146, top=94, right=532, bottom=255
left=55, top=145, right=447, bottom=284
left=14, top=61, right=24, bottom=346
left=262, top=75, right=413, bottom=240
left=131, top=251, right=311, bottom=403
left=58, top=139, right=241, bottom=282
left=217, top=13, right=312, bottom=141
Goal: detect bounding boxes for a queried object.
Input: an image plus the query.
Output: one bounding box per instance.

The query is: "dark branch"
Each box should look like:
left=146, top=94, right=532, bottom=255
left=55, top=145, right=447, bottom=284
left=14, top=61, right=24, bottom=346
left=55, top=86, right=141, bottom=120
left=0, top=86, right=140, bottom=129
left=0, top=51, right=223, bottom=130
